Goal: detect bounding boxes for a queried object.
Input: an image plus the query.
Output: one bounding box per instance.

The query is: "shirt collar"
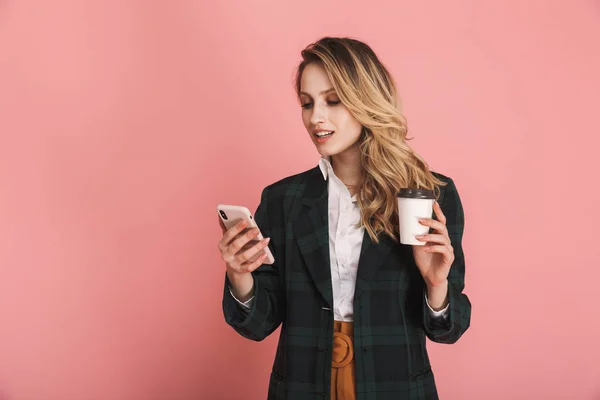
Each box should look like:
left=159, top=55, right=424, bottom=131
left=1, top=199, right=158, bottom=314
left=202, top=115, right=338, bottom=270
left=318, top=155, right=332, bottom=180
left=318, top=155, right=358, bottom=203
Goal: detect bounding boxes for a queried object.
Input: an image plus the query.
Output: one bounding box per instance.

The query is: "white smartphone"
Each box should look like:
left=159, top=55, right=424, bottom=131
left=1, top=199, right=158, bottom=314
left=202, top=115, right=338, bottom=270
left=217, top=204, right=275, bottom=265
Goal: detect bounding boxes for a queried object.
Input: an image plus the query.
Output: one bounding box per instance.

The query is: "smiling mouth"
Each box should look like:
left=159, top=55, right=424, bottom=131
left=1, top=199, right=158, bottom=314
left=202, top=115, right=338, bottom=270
left=315, top=131, right=334, bottom=138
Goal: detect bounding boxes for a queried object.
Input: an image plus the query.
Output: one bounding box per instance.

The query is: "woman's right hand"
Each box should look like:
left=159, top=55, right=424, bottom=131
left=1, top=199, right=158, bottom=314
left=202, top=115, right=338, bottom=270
left=217, top=217, right=271, bottom=278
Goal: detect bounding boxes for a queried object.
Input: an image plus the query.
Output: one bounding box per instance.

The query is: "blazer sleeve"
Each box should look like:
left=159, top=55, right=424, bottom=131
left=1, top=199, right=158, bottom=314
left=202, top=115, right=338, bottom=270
left=222, top=185, right=285, bottom=342
left=422, top=177, right=472, bottom=344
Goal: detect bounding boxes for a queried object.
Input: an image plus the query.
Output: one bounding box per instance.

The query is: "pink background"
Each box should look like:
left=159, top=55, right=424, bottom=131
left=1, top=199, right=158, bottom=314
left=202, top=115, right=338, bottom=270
left=1, top=1, right=599, bottom=399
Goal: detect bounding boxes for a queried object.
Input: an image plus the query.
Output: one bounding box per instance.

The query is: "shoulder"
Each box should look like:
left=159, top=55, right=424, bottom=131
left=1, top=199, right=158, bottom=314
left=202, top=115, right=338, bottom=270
left=253, top=166, right=319, bottom=226
left=430, top=170, right=462, bottom=207
left=430, top=171, right=465, bottom=225
left=430, top=170, right=459, bottom=191
left=430, top=170, right=453, bottom=185
left=260, top=165, right=319, bottom=198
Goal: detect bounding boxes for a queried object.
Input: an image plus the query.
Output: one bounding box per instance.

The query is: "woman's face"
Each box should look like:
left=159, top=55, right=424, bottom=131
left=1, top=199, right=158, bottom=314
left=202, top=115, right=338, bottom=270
left=299, top=63, right=363, bottom=157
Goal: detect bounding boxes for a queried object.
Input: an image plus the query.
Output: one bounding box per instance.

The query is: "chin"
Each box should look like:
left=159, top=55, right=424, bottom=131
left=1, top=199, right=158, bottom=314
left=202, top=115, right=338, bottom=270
left=321, top=144, right=353, bottom=157
left=316, top=147, right=336, bottom=157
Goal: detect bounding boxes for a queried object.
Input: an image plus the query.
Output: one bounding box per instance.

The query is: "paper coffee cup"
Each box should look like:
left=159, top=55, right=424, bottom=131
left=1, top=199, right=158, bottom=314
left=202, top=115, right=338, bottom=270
left=397, top=188, right=435, bottom=245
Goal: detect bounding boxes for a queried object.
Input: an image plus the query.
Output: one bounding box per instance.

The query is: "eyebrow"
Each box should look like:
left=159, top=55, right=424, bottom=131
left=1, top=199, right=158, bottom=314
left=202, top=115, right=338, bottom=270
left=299, top=88, right=336, bottom=97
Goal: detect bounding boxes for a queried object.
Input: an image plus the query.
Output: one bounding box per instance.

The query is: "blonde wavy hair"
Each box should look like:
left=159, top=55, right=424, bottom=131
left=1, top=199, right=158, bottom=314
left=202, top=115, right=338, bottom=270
left=295, top=37, right=447, bottom=244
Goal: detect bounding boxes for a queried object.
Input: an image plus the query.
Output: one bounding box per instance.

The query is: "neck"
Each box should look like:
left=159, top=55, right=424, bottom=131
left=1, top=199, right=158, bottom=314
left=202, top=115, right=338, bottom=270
left=330, top=146, right=363, bottom=188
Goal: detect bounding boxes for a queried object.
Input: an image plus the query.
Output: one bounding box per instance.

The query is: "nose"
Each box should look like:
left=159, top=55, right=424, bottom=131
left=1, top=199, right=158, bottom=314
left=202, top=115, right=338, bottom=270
left=309, top=102, right=327, bottom=126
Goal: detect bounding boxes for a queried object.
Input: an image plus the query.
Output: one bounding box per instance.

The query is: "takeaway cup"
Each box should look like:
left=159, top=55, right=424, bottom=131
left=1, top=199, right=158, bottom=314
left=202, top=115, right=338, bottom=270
left=397, top=188, right=435, bottom=245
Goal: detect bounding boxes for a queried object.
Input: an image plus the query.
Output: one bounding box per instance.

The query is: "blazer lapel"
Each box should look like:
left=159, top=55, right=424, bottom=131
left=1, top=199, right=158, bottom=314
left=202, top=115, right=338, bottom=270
left=292, top=166, right=333, bottom=309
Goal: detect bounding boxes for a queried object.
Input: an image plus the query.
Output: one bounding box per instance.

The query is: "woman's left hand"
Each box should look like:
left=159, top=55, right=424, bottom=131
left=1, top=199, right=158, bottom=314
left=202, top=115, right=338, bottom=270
left=412, top=200, right=454, bottom=287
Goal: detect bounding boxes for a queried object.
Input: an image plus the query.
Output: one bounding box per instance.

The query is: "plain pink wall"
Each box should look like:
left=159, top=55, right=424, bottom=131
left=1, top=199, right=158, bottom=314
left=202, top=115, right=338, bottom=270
left=1, top=1, right=599, bottom=399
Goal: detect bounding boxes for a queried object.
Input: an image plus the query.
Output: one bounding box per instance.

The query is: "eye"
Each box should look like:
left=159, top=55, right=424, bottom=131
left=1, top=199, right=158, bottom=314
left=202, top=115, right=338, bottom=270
left=301, top=102, right=313, bottom=109
left=327, top=100, right=340, bottom=106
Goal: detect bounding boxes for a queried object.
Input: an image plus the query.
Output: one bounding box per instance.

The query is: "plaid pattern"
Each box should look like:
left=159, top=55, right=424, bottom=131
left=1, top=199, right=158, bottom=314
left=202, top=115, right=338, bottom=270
left=223, top=166, right=471, bottom=400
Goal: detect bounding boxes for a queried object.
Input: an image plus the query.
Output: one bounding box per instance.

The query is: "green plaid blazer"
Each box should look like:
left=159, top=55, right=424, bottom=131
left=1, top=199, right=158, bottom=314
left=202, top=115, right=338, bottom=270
left=222, top=165, right=471, bottom=400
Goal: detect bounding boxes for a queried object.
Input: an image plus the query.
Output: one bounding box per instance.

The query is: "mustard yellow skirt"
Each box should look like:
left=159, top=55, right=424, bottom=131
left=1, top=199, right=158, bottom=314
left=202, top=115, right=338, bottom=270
left=331, top=320, right=356, bottom=400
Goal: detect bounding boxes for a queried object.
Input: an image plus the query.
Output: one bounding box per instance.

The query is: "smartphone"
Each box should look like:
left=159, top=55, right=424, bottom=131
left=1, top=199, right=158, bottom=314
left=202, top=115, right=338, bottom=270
left=217, top=204, right=275, bottom=265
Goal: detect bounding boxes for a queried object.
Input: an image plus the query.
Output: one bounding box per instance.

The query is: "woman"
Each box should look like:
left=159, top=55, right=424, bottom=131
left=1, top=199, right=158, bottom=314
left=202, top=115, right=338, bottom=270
left=218, top=36, right=471, bottom=400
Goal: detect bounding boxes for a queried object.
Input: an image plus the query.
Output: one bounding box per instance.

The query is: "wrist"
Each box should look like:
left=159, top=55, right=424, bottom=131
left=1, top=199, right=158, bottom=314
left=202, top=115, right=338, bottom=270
left=426, top=279, right=449, bottom=311
left=227, top=270, right=254, bottom=302
left=425, top=277, right=448, bottom=289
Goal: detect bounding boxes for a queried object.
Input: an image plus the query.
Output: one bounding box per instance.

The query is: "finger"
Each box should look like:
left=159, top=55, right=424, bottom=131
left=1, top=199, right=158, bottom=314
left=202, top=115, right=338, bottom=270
left=236, top=237, right=271, bottom=265
left=245, top=253, right=269, bottom=273
left=433, top=201, right=447, bottom=224
left=223, top=219, right=250, bottom=244
left=424, top=244, right=454, bottom=259
left=419, top=217, right=448, bottom=236
left=415, top=233, right=449, bottom=246
left=218, top=219, right=250, bottom=254
left=230, top=227, right=261, bottom=255
left=223, top=229, right=260, bottom=264
left=238, top=238, right=261, bottom=253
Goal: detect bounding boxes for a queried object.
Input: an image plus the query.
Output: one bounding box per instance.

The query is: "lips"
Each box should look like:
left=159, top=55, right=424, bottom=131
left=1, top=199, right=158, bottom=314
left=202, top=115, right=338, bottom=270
left=314, top=130, right=334, bottom=138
